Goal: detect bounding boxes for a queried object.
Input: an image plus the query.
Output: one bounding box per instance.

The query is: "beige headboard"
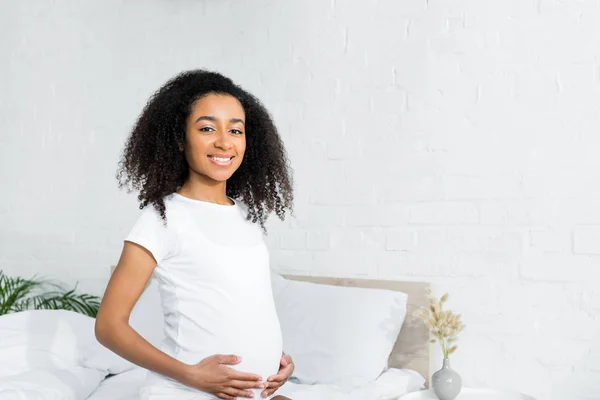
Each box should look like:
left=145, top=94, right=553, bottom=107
left=283, top=274, right=431, bottom=387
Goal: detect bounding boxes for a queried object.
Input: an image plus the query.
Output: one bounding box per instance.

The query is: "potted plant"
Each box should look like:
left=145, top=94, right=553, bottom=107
left=0, top=270, right=100, bottom=317
left=414, top=288, right=465, bottom=400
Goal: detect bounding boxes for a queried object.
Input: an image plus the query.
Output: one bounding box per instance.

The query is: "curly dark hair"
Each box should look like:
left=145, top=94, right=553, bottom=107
left=116, top=69, right=294, bottom=232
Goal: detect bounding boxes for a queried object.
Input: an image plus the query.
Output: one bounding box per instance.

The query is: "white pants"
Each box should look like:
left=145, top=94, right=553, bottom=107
left=140, top=384, right=275, bottom=399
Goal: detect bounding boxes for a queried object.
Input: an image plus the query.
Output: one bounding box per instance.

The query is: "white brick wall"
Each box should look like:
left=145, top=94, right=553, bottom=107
left=2, top=1, right=600, bottom=399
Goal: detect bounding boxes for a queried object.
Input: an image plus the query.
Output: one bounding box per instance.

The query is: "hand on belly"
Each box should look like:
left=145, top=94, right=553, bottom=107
left=229, top=346, right=283, bottom=383
left=259, top=353, right=295, bottom=399
left=179, top=354, right=266, bottom=398
left=225, top=321, right=284, bottom=380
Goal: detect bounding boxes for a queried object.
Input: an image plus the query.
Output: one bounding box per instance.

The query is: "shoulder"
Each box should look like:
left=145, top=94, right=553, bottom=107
left=143, top=194, right=185, bottom=216
left=132, top=195, right=183, bottom=230
left=128, top=204, right=168, bottom=239
left=125, top=197, right=181, bottom=263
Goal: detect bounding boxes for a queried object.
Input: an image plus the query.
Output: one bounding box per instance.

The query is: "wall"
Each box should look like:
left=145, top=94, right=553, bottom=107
left=1, top=1, right=600, bottom=398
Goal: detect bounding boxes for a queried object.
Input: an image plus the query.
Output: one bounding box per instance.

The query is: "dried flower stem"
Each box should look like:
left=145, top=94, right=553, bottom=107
left=413, top=288, right=465, bottom=360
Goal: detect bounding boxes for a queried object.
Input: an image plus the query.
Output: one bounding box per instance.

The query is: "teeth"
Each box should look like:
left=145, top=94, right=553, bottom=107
left=210, top=156, right=232, bottom=162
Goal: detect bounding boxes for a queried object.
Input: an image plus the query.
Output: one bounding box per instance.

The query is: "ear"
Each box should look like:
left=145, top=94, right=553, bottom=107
left=178, top=141, right=184, bottom=152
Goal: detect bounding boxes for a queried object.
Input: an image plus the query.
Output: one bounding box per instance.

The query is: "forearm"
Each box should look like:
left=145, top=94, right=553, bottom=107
left=95, top=319, right=189, bottom=383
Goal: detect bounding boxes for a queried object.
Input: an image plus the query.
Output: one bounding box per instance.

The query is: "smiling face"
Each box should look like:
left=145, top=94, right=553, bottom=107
left=183, top=93, right=246, bottom=184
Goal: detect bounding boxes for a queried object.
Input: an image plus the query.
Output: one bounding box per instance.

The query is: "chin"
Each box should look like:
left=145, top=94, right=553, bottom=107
left=206, top=170, right=237, bottom=183
left=192, top=163, right=240, bottom=183
left=210, top=176, right=232, bottom=183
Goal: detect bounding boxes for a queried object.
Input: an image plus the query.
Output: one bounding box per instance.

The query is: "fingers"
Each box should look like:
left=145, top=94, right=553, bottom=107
left=222, top=387, right=256, bottom=398
left=230, top=379, right=266, bottom=390
left=268, top=371, right=287, bottom=382
left=227, top=368, right=263, bottom=382
left=264, top=378, right=284, bottom=389
left=262, top=384, right=276, bottom=397
left=280, top=354, right=293, bottom=366
left=267, top=366, right=293, bottom=383
left=218, top=354, right=242, bottom=365
left=262, top=387, right=277, bottom=398
left=217, top=356, right=263, bottom=381
left=267, top=375, right=284, bottom=384
left=214, top=376, right=263, bottom=399
left=262, top=375, right=289, bottom=398
left=263, top=363, right=294, bottom=398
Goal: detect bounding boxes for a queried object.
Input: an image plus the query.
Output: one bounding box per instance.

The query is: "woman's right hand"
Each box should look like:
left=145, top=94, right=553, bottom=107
left=181, top=354, right=265, bottom=399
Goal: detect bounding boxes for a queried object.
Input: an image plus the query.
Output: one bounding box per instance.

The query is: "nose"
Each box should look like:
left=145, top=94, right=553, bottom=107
left=213, top=130, right=233, bottom=150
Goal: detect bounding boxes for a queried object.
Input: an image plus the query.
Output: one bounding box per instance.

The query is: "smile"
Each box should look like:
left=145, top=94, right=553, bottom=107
left=208, top=155, right=234, bottom=166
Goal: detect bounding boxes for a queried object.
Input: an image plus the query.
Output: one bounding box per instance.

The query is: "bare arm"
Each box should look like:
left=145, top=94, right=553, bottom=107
left=94, top=241, right=189, bottom=383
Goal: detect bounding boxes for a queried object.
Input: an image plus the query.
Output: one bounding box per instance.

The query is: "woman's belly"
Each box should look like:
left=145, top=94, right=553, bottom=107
left=160, top=281, right=283, bottom=380
left=155, top=238, right=284, bottom=381
left=225, top=321, right=283, bottom=380
left=169, top=313, right=283, bottom=380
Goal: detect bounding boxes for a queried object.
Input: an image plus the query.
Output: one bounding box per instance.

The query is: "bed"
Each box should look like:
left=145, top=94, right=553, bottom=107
left=0, top=273, right=430, bottom=400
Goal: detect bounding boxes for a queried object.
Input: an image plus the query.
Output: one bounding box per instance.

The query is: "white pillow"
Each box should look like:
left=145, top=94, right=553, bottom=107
left=272, top=273, right=407, bottom=388
left=0, top=310, right=99, bottom=377
left=83, top=278, right=165, bottom=374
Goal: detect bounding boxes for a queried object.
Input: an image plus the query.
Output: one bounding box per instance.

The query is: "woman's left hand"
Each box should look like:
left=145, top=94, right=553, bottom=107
left=261, top=353, right=294, bottom=398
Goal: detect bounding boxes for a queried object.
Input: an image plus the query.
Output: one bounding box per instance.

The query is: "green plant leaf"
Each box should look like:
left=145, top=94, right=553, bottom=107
left=0, top=272, right=43, bottom=315
left=0, top=270, right=101, bottom=317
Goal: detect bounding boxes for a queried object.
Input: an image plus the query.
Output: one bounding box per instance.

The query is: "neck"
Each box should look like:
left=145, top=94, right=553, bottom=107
left=178, top=175, right=232, bottom=206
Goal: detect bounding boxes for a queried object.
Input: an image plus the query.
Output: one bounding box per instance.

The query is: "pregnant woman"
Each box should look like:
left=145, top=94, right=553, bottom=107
left=95, top=70, right=295, bottom=399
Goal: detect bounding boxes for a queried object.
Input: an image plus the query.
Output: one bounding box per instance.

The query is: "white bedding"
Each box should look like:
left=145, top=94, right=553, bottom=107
left=85, top=369, right=147, bottom=400
left=0, top=367, right=106, bottom=400
left=85, top=367, right=425, bottom=400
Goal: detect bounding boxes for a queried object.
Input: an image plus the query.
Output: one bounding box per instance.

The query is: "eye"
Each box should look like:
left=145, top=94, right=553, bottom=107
left=231, top=129, right=244, bottom=135
left=199, top=127, right=214, bottom=132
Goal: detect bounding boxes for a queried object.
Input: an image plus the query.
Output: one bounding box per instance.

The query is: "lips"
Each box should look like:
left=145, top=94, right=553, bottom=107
left=208, top=155, right=234, bottom=166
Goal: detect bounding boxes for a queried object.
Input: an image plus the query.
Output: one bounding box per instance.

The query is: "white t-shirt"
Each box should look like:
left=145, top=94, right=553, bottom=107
left=125, top=193, right=283, bottom=396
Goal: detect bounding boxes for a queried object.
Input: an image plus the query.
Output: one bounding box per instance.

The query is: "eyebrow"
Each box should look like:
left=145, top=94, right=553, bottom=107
left=195, top=116, right=245, bottom=125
